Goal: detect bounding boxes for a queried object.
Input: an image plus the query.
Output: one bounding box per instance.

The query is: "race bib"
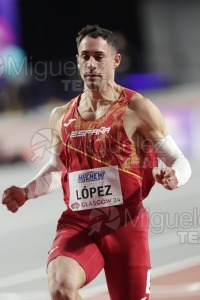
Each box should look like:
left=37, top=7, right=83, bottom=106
left=69, top=165, right=123, bottom=211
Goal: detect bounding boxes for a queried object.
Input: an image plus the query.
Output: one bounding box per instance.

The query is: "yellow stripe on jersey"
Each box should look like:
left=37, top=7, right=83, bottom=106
left=65, top=143, right=143, bottom=180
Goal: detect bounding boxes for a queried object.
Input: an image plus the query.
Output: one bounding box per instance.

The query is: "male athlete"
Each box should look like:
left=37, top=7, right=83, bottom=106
left=2, top=25, right=191, bottom=300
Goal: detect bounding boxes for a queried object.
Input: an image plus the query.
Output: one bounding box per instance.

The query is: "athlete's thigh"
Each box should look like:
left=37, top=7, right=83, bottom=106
left=103, top=209, right=151, bottom=300
left=47, top=226, right=105, bottom=286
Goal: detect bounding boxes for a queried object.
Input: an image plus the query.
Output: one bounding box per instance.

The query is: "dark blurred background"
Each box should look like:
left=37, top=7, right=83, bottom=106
left=1, top=3, right=200, bottom=299
left=0, top=0, right=200, bottom=163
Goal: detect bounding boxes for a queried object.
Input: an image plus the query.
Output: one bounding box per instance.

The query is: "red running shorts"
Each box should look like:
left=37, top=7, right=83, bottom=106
left=47, top=202, right=151, bottom=300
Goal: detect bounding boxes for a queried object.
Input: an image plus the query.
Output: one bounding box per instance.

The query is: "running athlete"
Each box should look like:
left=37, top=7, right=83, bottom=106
left=2, top=25, right=192, bottom=300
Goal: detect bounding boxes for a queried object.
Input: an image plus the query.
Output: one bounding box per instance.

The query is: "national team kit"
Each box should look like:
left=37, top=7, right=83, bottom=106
left=47, top=88, right=158, bottom=299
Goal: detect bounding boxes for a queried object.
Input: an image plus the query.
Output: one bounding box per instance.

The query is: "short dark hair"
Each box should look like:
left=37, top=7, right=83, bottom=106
left=76, top=24, right=119, bottom=53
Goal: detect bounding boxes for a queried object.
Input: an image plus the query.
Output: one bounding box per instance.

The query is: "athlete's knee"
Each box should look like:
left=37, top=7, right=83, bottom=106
left=48, top=274, right=81, bottom=300
left=47, top=257, right=86, bottom=300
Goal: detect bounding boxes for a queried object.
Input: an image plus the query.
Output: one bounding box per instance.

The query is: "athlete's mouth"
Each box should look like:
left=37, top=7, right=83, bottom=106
left=84, top=74, right=101, bottom=79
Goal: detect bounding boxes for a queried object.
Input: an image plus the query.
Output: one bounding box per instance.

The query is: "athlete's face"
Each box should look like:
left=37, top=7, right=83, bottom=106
left=77, top=36, right=121, bottom=91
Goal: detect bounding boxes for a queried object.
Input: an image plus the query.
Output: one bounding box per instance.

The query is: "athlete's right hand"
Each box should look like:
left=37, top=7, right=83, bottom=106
left=2, top=186, right=27, bottom=213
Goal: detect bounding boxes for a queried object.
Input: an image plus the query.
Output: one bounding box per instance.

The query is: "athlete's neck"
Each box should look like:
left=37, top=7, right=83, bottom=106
left=83, top=84, right=122, bottom=108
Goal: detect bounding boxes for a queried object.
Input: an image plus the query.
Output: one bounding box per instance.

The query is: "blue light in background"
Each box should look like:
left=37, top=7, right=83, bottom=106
left=0, top=0, right=21, bottom=45
left=116, top=72, right=170, bottom=91
left=0, top=0, right=26, bottom=83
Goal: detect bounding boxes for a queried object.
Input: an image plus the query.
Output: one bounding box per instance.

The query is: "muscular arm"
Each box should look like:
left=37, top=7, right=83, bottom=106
left=2, top=105, right=66, bottom=212
left=131, top=93, right=192, bottom=189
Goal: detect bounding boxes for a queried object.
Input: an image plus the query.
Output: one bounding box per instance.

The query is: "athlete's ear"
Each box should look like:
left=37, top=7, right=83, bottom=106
left=76, top=54, right=80, bottom=69
left=113, top=53, right=121, bottom=69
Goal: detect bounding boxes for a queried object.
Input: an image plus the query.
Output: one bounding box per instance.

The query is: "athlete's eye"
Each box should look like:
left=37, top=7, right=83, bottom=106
left=81, top=54, right=90, bottom=61
left=95, top=55, right=104, bottom=61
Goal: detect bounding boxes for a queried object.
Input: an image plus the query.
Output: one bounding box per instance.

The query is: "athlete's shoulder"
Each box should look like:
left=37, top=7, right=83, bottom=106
left=122, top=87, right=145, bottom=103
left=50, top=103, right=68, bottom=121
left=49, top=95, right=80, bottom=128
left=50, top=96, right=78, bottom=120
left=128, top=91, right=159, bottom=113
left=122, top=87, right=138, bottom=98
left=49, top=101, right=70, bottom=130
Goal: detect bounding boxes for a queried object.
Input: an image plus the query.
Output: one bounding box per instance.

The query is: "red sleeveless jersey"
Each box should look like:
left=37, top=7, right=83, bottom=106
left=60, top=88, right=158, bottom=207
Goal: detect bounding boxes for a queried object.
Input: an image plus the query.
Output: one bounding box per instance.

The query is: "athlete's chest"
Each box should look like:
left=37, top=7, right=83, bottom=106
left=63, top=109, right=138, bottom=148
left=62, top=94, right=139, bottom=144
left=77, top=105, right=110, bottom=121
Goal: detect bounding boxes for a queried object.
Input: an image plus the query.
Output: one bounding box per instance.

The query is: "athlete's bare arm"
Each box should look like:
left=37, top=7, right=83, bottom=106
left=127, top=93, right=191, bottom=190
left=2, top=104, right=67, bottom=213
left=127, top=92, right=167, bottom=141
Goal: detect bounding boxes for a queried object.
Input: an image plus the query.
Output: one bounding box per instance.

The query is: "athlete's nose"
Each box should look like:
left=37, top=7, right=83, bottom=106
left=86, top=57, right=97, bottom=69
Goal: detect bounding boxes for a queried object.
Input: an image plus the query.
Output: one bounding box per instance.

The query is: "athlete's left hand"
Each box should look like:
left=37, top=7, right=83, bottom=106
left=152, top=167, right=178, bottom=190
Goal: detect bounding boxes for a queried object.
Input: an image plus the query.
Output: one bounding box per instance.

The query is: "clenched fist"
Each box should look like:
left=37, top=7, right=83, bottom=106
left=152, top=167, right=178, bottom=190
left=2, top=186, right=27, bottom=213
